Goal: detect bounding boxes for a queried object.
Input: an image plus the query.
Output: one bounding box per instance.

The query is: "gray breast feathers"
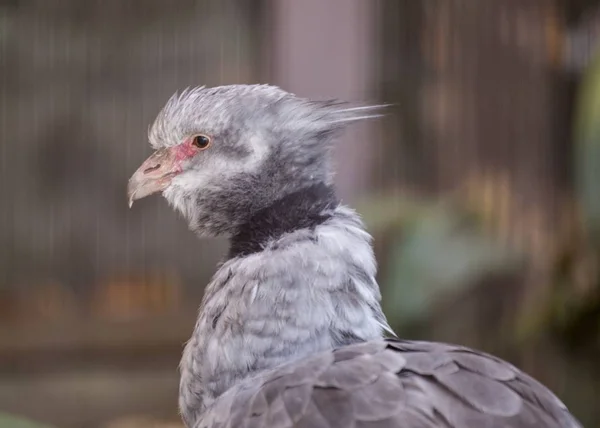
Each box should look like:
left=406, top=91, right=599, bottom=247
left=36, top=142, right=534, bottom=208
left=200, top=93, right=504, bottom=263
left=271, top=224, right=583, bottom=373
left=195, top=339, right=580, bottom=428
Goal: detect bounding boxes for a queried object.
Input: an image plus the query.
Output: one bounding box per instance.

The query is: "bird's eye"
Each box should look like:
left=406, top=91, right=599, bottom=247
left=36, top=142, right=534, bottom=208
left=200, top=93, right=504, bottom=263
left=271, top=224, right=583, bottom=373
left=192, top=135, right=211, bottom=150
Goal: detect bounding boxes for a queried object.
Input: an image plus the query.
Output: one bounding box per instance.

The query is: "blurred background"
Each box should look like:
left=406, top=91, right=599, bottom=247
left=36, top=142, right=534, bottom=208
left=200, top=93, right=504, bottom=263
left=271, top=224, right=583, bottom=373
left=1, top=0, right=600, bottom=427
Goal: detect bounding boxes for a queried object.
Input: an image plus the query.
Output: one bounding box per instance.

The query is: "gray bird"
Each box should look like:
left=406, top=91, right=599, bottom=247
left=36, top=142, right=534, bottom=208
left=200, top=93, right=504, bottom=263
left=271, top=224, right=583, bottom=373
left=127, top=84, right=581, bottom=428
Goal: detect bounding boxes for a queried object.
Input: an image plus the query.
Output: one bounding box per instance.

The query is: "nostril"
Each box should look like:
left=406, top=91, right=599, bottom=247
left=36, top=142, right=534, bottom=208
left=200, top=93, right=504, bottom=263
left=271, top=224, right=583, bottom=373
left=143, top=164, right=161, bottom=174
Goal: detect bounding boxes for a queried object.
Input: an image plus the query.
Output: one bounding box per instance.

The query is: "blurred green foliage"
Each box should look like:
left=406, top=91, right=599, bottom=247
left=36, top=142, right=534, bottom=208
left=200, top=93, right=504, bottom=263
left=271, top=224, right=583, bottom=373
left=549, top=46, right=600, bottom=354
left=0, top=413, right=54, bottom=428
left=359, top=195, right=523, bottom=331
left=575, top=51, right=600, bottom=248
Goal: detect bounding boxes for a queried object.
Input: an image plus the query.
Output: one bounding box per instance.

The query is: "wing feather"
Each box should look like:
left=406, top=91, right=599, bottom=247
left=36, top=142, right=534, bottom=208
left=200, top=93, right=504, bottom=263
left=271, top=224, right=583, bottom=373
left=196, top=339, right=582, bottom=428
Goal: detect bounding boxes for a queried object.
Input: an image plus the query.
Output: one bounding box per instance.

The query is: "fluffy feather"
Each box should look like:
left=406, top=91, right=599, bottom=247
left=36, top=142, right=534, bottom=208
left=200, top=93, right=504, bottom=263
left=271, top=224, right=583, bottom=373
left=148, top=84, right=386, bottom=238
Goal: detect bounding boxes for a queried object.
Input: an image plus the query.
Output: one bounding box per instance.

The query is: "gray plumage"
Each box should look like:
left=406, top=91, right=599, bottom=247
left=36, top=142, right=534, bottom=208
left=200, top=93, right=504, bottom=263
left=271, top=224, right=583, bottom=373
left=127, top=84, right=581, bottom=428
left=198, top=340, right=578, bottom=428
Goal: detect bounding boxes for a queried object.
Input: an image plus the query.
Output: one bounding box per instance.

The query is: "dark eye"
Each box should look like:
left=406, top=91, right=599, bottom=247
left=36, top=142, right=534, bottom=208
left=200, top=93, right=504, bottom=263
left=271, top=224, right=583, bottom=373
left=192, top=135, right=211, bottom=149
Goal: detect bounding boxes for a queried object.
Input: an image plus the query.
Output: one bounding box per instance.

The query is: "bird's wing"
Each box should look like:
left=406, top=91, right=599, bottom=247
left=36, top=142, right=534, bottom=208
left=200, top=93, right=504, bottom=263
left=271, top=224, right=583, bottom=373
left=196, top=339, right=581, bottom=428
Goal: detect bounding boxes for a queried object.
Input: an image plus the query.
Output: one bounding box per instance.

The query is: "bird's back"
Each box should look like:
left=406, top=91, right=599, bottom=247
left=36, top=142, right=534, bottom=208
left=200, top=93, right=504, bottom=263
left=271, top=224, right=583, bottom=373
left=197, top=339, right=581, bottom=428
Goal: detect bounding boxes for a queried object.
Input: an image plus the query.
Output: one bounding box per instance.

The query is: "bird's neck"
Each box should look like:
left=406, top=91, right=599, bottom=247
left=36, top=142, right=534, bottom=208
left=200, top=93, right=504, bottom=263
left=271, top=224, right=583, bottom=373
left=228, top=183, right=339, bottom=258
left=179, top=187, right=391, bottom=426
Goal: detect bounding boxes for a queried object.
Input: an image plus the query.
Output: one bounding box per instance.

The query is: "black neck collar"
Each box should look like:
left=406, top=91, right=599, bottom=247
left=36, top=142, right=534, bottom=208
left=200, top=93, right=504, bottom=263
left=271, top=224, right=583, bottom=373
left=228, top=183, right=339, bottom=259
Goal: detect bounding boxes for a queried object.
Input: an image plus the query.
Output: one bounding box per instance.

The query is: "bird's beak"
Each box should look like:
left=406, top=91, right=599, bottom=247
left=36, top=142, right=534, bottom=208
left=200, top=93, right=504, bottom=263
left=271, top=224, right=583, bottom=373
left=127, top=148, right=180, bottom=208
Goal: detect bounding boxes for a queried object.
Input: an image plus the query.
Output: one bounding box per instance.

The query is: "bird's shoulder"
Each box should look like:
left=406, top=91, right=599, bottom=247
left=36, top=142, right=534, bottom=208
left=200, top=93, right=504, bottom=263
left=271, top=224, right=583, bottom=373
left=196, top=339, right=581, bottom=428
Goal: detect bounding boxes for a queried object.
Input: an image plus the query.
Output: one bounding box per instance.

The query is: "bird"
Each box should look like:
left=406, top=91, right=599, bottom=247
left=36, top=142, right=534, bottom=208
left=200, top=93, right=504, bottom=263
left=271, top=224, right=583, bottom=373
left=127, top=84, right=581, bottom=428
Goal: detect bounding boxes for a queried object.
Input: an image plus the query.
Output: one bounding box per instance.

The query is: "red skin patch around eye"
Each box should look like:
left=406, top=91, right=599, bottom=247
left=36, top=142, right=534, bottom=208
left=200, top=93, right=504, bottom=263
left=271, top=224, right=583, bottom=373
left=173, top=141, right=198, bottom=163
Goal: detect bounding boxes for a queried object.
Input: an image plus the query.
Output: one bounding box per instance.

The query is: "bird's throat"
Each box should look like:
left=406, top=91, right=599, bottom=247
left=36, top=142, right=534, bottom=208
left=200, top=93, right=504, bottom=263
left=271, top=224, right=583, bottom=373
left=228, top=183, right=339, bottom=259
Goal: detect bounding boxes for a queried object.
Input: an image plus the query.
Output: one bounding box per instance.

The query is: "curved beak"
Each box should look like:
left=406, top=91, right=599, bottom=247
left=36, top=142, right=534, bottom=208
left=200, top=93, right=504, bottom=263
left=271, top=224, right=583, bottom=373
left=127, top=148, right=180, bottom=208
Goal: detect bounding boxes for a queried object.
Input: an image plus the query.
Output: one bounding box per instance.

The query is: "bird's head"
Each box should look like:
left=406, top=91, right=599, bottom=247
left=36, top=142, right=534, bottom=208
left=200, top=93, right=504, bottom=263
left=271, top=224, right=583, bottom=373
left=128, top=84, right=384, bottom=237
